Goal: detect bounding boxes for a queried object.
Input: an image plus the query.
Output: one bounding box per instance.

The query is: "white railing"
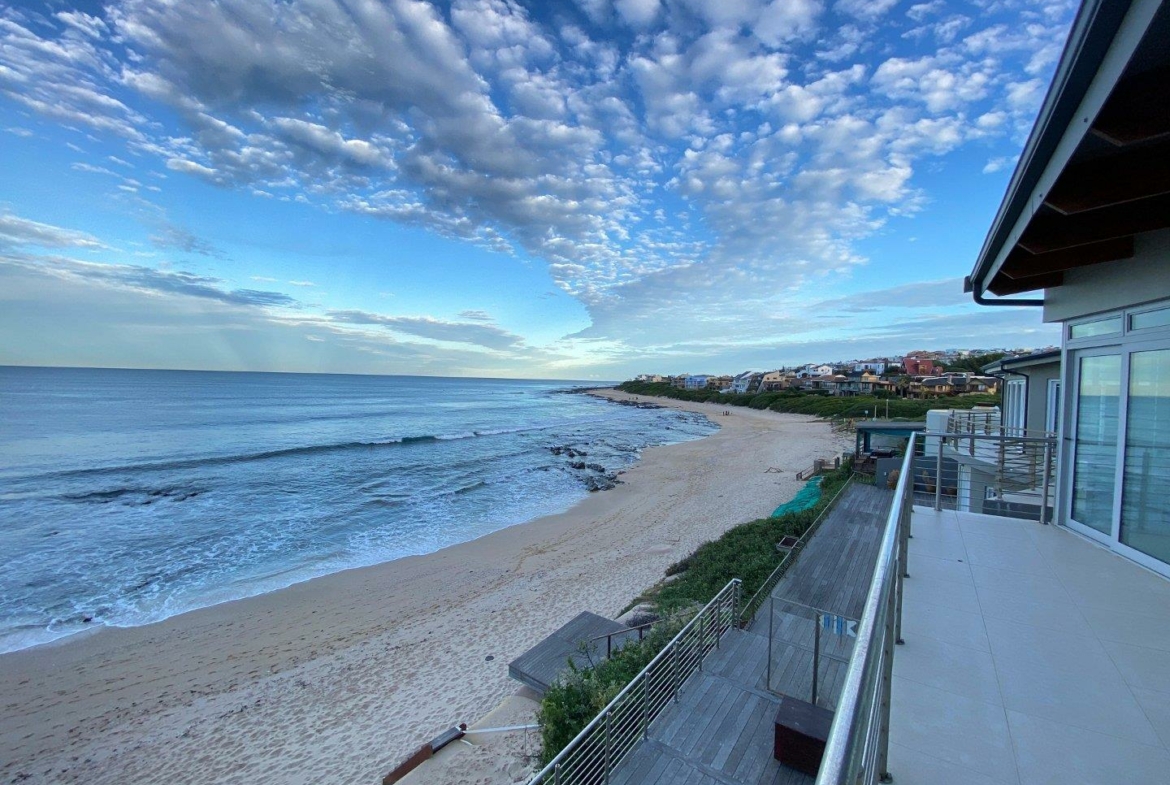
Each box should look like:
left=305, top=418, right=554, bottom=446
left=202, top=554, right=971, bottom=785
left=817, top=435, right=913, bottom=785
left=527, top=579, right=742, bottom=785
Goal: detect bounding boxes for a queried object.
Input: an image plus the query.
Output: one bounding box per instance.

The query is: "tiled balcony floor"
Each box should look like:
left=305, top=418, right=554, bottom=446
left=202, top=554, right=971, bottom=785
left=889, top=506, right=1170, bottom=785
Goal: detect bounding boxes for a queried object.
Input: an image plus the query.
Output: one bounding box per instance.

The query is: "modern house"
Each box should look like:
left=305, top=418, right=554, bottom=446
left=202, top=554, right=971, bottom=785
left=729, top=371, right=763, bottom=394
left=682, top=374, right=709, bottom=390
left=983, top=350, right=1062, bottom=433
left=966, top=0, right=1170, bottom=577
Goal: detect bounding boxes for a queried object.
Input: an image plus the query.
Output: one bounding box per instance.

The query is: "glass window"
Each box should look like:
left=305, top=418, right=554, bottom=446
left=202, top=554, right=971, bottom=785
left=1070, top=316, right=1122, bottom=339
left=1004, top=379, right=1026, bottom=434
left=1121, top=349, right=1170, bottom=564
left=1130, top=307, right=1170, bottom=332
left=1071, top=354, right=1121, bottom=535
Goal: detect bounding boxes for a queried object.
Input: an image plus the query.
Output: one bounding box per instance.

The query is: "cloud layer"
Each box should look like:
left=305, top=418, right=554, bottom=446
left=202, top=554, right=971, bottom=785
left=0, top=0, right=1073, bottom=372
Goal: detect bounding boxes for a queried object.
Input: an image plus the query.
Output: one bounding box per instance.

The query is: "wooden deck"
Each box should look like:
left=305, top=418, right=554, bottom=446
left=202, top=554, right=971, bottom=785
left=610, top=483, right=893, bottom=784
left=508, top=611, right=641, bottom=694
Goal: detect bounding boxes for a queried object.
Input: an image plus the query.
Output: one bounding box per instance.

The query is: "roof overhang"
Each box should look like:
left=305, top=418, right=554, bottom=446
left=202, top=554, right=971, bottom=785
left=968, top=0, right=1170, bottom=302
left=982, top=349, right=1062, bottom=374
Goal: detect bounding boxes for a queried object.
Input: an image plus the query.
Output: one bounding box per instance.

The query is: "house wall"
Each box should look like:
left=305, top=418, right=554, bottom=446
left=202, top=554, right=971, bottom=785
left=1043, top=230, right=1170, bottom=323
left=1000, top=361, right=1061, bottom=432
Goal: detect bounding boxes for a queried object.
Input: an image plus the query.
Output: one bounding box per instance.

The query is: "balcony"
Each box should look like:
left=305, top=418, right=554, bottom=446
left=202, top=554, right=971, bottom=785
left=891, top=504, right=1170, bottom=784
left=826, top=433, right=1170, bottom=785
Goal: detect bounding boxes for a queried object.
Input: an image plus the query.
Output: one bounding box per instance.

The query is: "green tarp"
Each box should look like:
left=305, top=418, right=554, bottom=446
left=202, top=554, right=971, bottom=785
left=771, top=476, right=823, bottom=518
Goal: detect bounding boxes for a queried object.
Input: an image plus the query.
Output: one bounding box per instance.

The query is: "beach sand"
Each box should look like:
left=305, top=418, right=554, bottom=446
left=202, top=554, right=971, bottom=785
left=0, top=391, right=849, bottom=785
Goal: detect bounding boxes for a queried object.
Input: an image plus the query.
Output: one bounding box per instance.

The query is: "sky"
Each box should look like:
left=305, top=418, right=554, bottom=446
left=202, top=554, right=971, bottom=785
left=0, top=0, right=1070, bottom=380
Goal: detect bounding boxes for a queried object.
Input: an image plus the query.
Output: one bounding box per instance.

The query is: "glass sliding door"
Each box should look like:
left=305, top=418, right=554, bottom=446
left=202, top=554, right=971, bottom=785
left=1070, top=354, right=1121, bottom=536
left=1121, top=349, right=1170, bottom=563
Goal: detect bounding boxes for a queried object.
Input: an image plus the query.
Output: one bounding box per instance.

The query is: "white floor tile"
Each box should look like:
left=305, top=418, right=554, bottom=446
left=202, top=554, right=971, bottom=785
left=890, top=676, right=1018, bottom=783
left=888, top=742, right=1017, bottom=785
left=969, top=563, right=1070, bottom=597
left=1131, top=686, right=1170, bottom=749
left=984, top=617, right=1160, bottom=746
left=902, top=599, right=990, bottom=652
left=961, top=533, right=1054, bottom=577
left=893, top=633, right=1002, bottom=705
left=959, top=516, right=1037, bottom=543
left=1103, top=639, right=1170, bottom=694
left=909, top=535, right=968, bottom=561
left=1007, top=710, right=1170, bottom=785
left=1078, top=603, right=1170, bottom=652
left=974, top=584, right=1094, bottom=637
left=904, top=572, right=981, bottom=615
left=909, top=552, right=974, bottom=587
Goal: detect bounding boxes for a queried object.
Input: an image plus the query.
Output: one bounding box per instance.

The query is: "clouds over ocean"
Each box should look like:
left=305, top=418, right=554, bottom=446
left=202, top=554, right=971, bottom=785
left=0, top=1, right=1070, bottom=375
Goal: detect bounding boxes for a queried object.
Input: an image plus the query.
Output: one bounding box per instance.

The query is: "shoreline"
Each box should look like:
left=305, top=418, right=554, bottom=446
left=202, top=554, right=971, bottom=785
left=0, top=390, right=850, bottom=785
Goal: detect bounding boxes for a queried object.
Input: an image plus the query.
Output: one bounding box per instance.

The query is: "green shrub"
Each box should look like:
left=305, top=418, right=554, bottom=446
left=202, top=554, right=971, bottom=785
left=536, top=620, right=683, bottom=766
left=615, top=381, right=997, bottom=421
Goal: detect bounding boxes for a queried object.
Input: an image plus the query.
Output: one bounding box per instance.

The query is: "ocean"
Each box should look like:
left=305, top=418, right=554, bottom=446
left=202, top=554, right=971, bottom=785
left=0, top=367, right=717, bottom=654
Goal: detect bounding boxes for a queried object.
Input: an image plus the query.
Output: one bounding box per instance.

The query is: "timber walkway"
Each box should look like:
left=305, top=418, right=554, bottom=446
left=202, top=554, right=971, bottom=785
left=611, top=483, right=893, bottom=785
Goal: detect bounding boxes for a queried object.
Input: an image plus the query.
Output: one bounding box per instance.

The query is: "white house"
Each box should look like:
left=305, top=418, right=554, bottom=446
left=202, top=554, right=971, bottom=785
left=683, top=374, right=709, bottom=390
left=967, top=0, right=1170, bottom=577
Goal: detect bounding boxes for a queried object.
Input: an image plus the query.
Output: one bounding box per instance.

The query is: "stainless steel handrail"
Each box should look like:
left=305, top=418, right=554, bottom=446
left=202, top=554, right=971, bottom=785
left=527, top=578, right=742, bottom=785
left=817, top=434, right=914, bottom=785
left=921, top=430, right=1057, bottom=523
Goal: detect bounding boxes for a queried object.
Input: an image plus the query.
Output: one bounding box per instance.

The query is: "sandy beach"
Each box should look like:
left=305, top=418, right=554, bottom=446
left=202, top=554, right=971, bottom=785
left=0, top=391, right=849, bottom=785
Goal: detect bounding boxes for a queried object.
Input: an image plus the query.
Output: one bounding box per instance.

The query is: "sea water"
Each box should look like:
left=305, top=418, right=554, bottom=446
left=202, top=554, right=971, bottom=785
left=0, top=367, right=716, bottom=653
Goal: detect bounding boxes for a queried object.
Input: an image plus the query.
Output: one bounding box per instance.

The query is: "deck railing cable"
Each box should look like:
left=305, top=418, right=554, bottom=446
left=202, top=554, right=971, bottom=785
left=526, top=578, right=742, bottom=785
left=817, top=434, right=914, bottom=785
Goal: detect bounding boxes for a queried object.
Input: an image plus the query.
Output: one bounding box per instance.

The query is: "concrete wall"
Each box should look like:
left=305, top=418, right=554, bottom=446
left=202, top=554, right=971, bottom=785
left=1044, top=230, right=1170, bottom=323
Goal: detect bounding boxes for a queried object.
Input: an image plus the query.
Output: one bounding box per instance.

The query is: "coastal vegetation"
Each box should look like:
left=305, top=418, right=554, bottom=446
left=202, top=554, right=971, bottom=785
left=615, top=380, right=998, bottom=420
left=536, top=460, right=853, bottom=765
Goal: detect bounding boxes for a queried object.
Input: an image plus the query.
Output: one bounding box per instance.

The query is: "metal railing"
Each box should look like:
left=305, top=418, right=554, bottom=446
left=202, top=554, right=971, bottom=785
left=738, top=477, right=854, bottom=627
left=921, top=428, right=1057, bottom=523
left=587, top=620, right=657, bottom=659
left=817, top=435, right=914, bottom=785
left=527, top=578, right=742, bottom=785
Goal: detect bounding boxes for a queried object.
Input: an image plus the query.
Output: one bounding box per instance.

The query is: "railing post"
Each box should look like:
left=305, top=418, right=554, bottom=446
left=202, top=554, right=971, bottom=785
left=766, top=595, right=774, bottom=692
left=896, top=500, right=907, bottom=646
left=672, top=644, right=680, bottom=702
left=604, top=711, right=612, bottom=784
left=641, top=676, right=649, bottom=739
left=877, top=581, right=896, bottom=783
left=1040, top=439, right=1053, bottom=525
left=935, top=437, right=944, bottom=511
left=812, top=612, right=821, bottom=707
left=553, top=762, right=560, bottom=785
left=698, top=614, right=706, bottom=670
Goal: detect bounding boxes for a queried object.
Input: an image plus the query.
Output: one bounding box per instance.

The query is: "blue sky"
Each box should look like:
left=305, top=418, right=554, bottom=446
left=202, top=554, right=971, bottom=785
left=0, top=0, right=1068, bottom=379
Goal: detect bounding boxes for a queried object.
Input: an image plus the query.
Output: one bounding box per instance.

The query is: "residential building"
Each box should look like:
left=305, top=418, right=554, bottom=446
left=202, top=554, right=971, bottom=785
left=853, top=361, right=888, bottom=374
left=901, top=355, right=939, bottom=375
left=983, top=350, right=1062, bottom=432
left=966, top=0, right=1170, bottom=577
left=683, top=374, right=708, bottom=390
left=759, top=370, right=790, bottom=391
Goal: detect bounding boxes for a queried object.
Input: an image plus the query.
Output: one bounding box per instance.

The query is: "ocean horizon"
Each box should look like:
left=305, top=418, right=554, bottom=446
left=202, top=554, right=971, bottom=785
left=0, top=366, right=717, bottom=654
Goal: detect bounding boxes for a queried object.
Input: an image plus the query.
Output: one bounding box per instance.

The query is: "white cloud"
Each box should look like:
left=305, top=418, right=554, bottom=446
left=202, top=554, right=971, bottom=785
left=0, top=212, right=106, bottom=250
left=0, top=0, right=1077, bottom=367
